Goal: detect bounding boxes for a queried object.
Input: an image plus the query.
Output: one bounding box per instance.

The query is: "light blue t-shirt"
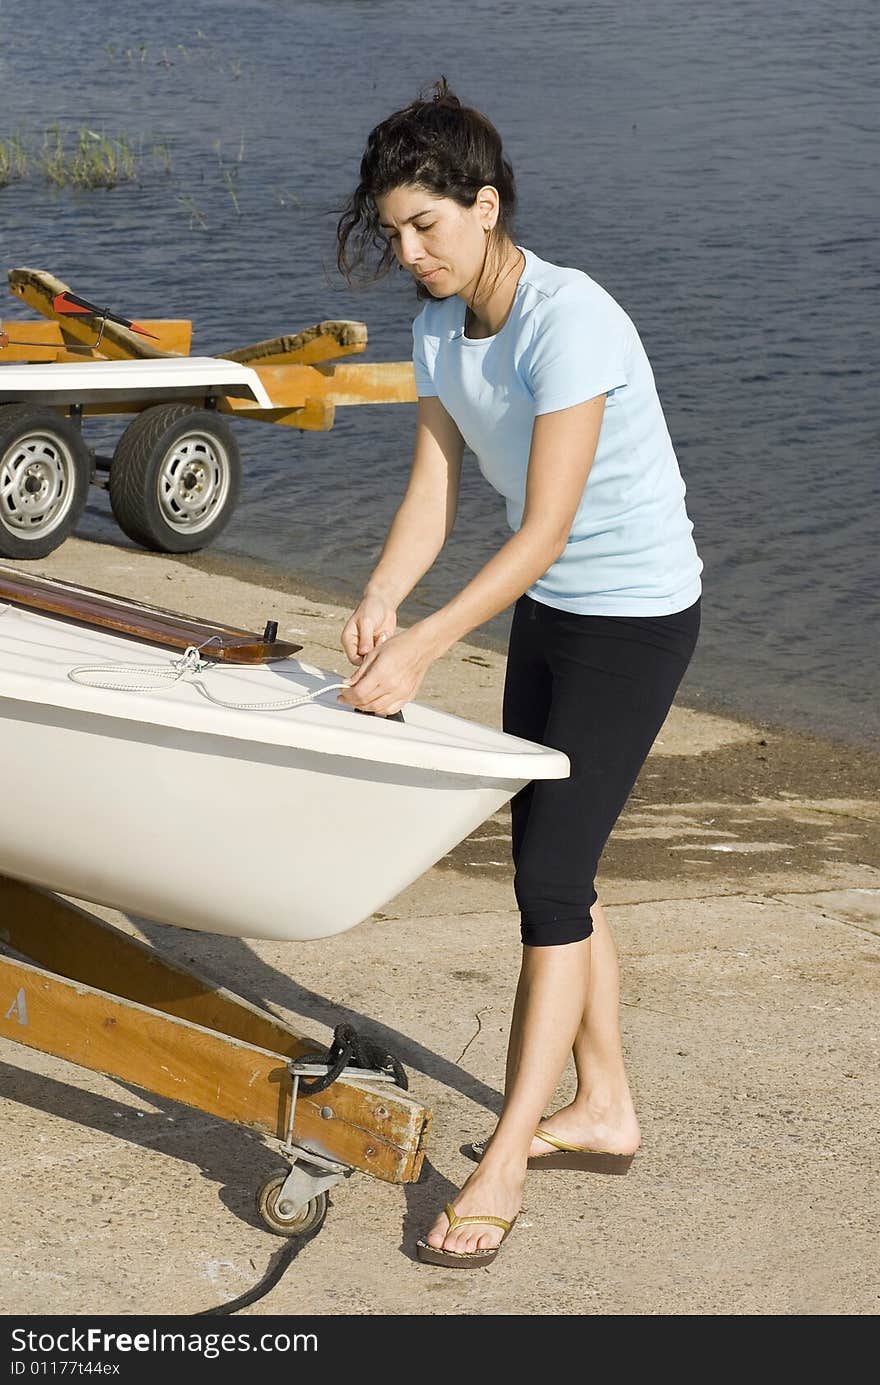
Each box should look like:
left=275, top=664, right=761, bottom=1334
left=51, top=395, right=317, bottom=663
left=412, top=245, right=702, bottom=616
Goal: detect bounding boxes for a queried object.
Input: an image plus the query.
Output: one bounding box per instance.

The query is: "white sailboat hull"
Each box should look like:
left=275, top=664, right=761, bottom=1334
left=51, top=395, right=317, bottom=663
left=0, top=605, right=569, bottom=941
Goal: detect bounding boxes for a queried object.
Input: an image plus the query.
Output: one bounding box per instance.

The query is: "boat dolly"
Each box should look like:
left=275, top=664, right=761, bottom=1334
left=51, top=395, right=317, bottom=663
left=0, top=873, right=431, bottom=1239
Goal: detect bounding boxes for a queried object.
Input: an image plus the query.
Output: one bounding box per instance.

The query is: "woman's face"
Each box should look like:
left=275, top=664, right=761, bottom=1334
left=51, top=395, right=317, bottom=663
left=375, top=185, right=495, bottom=296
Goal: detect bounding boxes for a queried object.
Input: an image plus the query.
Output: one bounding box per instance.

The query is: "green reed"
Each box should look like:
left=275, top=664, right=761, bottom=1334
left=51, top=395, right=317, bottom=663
left=0, top=124, right=250, bottom=230
left=36, top=125, right=138, bottom=188
left=0, top=131, right=28, bottom=187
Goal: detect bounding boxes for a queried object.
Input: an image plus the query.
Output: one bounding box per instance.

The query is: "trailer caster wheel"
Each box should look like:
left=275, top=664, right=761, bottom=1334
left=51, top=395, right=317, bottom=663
left=0, top=404, right=91, bottom=559
left=109, top=403, right=241, bottom=553
left=256, top=1171, right=329, bottom=1238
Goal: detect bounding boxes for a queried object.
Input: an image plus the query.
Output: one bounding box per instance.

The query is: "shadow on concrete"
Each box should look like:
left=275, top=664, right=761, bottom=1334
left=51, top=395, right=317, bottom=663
left=398, top=1158, right=461, bottom=1263
left=0, top=1058, right=281, bottom=1233
left=132, top=917, right=506, bottom=1117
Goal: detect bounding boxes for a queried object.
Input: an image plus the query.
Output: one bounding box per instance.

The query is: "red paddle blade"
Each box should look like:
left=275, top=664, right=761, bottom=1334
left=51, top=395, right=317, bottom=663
left=53, top=291, right=94, bottom=316
left=52, top=292, right=159, bottom=340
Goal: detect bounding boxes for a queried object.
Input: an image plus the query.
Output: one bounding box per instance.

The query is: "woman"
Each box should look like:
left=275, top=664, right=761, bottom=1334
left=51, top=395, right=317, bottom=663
left=335, top=78, right=702, bottom=1269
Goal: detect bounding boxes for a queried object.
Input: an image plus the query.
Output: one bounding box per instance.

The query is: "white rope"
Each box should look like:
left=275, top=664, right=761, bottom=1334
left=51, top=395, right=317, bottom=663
left=68, top=645, right=206, bottom=693
left=68, top=640, right=349, bottom=712
left=194, top=676, right=349, bottom=713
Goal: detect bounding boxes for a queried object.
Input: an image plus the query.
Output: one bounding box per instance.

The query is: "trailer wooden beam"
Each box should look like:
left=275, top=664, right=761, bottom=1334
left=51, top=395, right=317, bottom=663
left=0, top=319, right=192, bottom=362
left=253, top=398, right=337, bottom=431
left=223, top=321, right=368, bottom=366
left=220, top=361, right=418, bottom=414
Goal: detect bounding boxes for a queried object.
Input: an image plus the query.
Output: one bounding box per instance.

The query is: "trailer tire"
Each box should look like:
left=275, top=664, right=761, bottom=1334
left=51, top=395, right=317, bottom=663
left=109, top=404, right=241, bottom=553
left=0, top=404, right=92, bottom=559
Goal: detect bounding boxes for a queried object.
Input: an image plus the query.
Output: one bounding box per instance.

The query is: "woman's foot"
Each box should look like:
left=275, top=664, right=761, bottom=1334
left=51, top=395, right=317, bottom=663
left=529, top=1098, right=641, bottom=1158
left=472, top=1098, right=640, bottom=1161
left=422, top=1164, right=524, bottom=1257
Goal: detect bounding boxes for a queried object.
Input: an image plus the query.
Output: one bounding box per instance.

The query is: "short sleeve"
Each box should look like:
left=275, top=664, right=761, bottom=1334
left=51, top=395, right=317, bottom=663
left=412, top=311, right=438, bottom=398
left=525, top=286, right=628, bottom=415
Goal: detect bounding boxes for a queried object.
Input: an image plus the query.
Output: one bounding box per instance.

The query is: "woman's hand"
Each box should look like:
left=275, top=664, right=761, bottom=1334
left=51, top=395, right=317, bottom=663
left=341, top=594, right=398, bottom=666
left=338, top=624, right=438, bottom=717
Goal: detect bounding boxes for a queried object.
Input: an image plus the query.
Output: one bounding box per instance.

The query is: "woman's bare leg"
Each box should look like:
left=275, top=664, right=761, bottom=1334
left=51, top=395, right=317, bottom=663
left=504, top=899, right=640, bottom=1156
left=423, top=938, right=590, bottom=1255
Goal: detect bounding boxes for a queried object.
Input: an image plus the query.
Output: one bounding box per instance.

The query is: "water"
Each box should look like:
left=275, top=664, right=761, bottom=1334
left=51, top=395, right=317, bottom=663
left=1, top=0, right=877, bottom=745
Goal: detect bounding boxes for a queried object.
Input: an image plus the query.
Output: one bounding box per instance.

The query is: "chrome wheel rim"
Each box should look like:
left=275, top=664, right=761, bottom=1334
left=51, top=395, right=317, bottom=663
left=157, top=432, right=231, bottom=534
left=0, top=431, right=78, bottom=537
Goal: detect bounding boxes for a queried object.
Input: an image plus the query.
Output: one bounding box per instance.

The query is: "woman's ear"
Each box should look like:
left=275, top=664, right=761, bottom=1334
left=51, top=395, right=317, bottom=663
left=479, top=185, right=498, bottom=228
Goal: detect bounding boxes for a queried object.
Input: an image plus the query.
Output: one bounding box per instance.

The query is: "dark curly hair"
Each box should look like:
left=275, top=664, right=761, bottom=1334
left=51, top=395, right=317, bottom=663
left=336, top=76, right=519, bottom=302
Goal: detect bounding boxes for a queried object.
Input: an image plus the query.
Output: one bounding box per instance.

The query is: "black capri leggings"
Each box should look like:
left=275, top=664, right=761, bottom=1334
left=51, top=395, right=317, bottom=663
left=502, top=594, right=701, bottom=947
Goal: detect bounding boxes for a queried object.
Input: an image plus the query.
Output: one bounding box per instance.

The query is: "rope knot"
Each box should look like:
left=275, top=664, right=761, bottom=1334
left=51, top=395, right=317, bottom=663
left=173, top=645, right=208, bottom=676
left=296, top=1023, right=409, bottom=1094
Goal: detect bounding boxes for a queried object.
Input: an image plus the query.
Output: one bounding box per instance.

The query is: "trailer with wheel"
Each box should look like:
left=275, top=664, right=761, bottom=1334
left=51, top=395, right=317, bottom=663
left=0, top=266, right=417, bottom=560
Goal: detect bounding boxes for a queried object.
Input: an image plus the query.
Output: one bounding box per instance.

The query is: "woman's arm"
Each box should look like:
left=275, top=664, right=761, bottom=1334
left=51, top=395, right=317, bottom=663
left=340, top=392, right=606, bottom=714
left=340, top=396, right=464, bottom=663
left=365, top=396, right=465, bottom=606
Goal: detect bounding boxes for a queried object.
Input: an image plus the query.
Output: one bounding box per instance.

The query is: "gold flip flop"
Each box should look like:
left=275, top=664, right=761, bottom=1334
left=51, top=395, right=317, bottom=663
left=467, top=1128, right=635, bottom=1174
left=416, top=1203, right=518, bottom=1269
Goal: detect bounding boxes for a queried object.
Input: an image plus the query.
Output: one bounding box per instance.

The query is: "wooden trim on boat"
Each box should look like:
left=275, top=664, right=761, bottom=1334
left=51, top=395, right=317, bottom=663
left=0, top=565, right=302, bottom=664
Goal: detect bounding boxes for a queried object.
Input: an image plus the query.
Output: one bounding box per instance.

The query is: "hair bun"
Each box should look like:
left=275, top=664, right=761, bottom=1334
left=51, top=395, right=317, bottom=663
left=428, top=75, right=461, bottom=107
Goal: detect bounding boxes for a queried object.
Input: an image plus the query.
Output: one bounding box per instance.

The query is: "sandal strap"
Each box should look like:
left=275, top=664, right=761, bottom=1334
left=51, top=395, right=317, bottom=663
left=533, top=1127, right=584, bottom=1153
left=444, top=1203, right=512, bottom=1233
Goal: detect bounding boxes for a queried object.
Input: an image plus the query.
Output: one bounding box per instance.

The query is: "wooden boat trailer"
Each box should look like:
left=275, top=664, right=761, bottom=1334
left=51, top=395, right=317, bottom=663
left=2, top=266, right=418, bottom=430
left=0, top=266, right=417, bottom=560
left=0, top=582, right=431, bottom=1238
